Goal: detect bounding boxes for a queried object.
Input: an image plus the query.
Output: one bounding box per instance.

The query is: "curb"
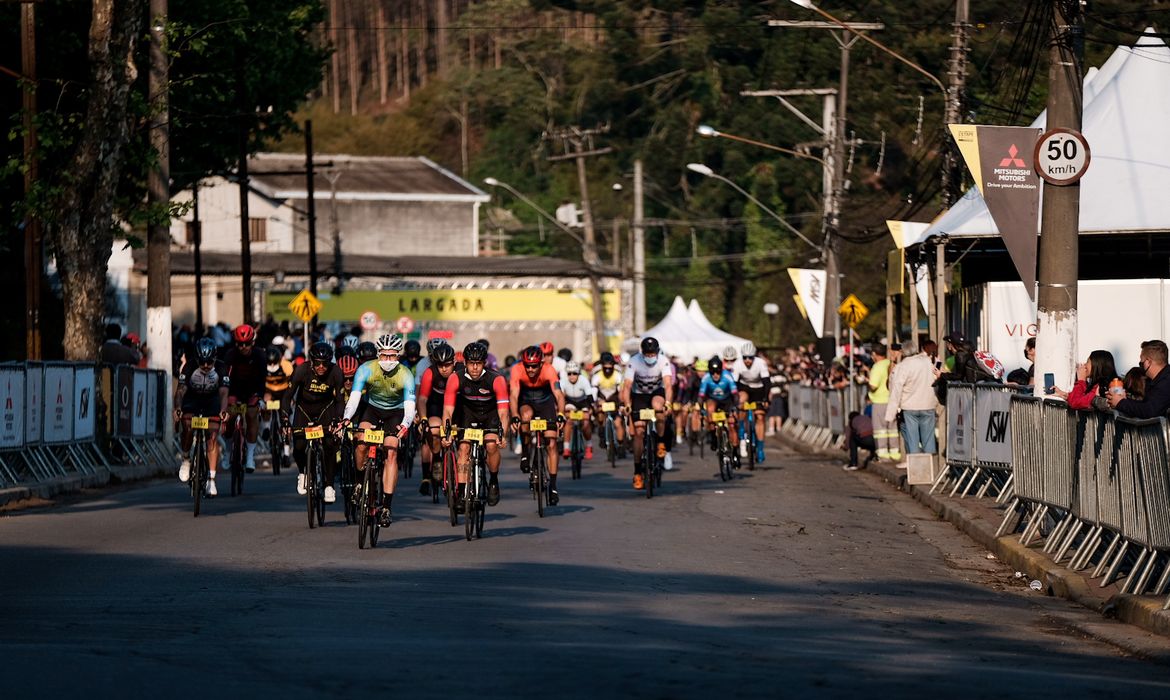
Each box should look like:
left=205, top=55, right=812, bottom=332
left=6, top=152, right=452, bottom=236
left=0, top=462, right=172, bottom=509
left=779, top=431, right=1170, bottom=640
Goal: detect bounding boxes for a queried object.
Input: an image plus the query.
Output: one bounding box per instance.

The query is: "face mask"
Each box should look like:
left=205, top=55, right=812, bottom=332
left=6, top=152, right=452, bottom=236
left=644, top=355, right=658, bottom=366
left=379, top=360, right=398, bottom=372
left=267, top=363, right=279, bottom=373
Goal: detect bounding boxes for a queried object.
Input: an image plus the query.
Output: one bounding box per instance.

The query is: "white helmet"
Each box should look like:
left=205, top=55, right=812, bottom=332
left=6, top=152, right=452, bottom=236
left=375, top=333, right=404, bottom=353
left=566, top=361, right=581, bottom=375
left=721, top=345, right=738, bottom=362
left=741, top=341, right=757, bottom=357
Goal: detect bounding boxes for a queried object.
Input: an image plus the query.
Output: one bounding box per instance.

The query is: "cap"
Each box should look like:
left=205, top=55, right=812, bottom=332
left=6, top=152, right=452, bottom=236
left=942, top=330, right=967, bottom=345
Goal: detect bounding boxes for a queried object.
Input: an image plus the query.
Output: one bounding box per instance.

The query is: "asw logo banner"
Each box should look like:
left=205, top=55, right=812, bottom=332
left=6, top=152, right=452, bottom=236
left=787, top=268, right=827, bottom=338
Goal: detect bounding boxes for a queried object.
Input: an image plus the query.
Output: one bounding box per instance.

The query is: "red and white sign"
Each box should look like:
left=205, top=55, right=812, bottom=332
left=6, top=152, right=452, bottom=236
left=359, top=310, right=380, bottom=331
left=1033, top=127, right=1091, bottom=186
left=428, top=330, right=454, bottom=340
left=395, top=315, right=414, bottom=334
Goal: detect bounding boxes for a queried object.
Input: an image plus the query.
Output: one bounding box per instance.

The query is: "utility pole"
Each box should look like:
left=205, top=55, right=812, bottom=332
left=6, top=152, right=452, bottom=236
left=146, top=0, right=174, bottom=442
left=18, top=0, right=41, bottom=359
left=305, top=120, right=318, bottom=298
left=192, top=183, right=203, bottom=333
left=545, top=125, right=612, bottom=354
left=236, top=63, right=253, bottom=325
left=633, top=159, right=646, bottom=335
left=942, top=0, right=970, bottom=206
left=1035, top=0, right=1084, bottom=394
left=325, top=170, right=343, bottom=299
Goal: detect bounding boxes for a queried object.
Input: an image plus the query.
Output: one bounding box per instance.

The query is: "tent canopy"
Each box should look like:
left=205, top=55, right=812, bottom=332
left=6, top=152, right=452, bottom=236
left=641, top=297, right=750, bottom=362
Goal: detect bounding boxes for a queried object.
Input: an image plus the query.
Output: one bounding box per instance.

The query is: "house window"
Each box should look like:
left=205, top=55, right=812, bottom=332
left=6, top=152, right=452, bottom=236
left=185, top=221, right=200, bottom=245
left=249, top=217, right=267, bottom=242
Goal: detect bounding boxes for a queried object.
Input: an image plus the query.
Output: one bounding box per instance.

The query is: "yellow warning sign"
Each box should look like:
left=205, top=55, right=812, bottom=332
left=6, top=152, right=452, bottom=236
left=288, top=289, right=322, bottom=323
left=838, top=294, right=869, bottom=329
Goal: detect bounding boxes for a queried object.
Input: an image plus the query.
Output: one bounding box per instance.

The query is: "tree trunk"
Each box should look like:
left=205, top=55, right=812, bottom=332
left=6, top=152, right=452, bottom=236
left=376, top=3, right=388, bottom=104
left=416, top=0, right=428, bottom=89
left=49, top=0, right=144, bottom=361
left=436, top=0, right=448, bottom=78
left=400, top=3, right=410, bottom=100
left=330, top=0, right=341, bottom=113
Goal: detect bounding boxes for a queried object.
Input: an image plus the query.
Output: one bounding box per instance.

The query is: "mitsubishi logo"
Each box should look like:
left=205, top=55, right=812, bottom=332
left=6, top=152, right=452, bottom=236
left=999, top=144, right=1026, bottom=168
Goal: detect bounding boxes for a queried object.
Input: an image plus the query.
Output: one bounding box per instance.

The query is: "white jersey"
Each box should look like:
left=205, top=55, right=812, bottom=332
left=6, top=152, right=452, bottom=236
left=624, top=353, right=674, bottom=395
left=732, top=356, right=770, bottom=389
left=562, top=375, right=597, bottom=402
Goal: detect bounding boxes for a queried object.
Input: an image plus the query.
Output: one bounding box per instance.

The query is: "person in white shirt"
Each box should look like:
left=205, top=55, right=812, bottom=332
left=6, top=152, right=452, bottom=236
left=884, top=341, right=939, bottom=456
left=621, top=337, right=675, bottom=487
left=732, top=341, right=770, bottom=463
left=561, top=361, right=598, bottom=459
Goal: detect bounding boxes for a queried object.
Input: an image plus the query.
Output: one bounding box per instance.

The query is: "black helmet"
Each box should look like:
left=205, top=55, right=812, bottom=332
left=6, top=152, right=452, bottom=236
left=195, top=337, right=217, bottom=364
left=265, top=346, right=282, bottom=364
left=433, top=343, right=456, bottom=364
left=427, top=340, right=450, bottom=360
left=709, top=357, right=723, bottom=373
left=404, top=339, right=421, bottom=359
left=557, top=347, right=572, bottom=362
left=463, top=342, right=488, bottom=363
left=308, top=341, right=333, bottom=363
left=335, top=345, right=356, bottom=359
left=477, top=338, right=490, bottom=350
left=599, top=351, right=615, bottom=364
left=357, top=341, right=377, bottom=363
left=640, top=337, right=660, bottom=355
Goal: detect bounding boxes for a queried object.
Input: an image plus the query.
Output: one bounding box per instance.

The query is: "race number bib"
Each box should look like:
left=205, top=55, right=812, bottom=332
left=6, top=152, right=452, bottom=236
left=568, top=410, right=585, bottom=421
left=639, top=408, right=657, bottom=421
left=265, top=400, right=281, bottom=410
left=530, top=419, right=548, bottom=431
left=601, top=401, right=616, bottom=412
left=363, top=429, right=385, bottom=444
left=711, top=411, right=727, bottom=423
left=190, top=416, right=210, bottom=430
left=743, top=402, right=758, bottom=411
left=304, top=425, right=324, bottom=440
left=463, top=428, right=484, bottom=444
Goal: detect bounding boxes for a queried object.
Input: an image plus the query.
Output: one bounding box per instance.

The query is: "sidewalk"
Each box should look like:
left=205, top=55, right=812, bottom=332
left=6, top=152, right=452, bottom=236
left=779, top=431, right=1170, bottom=642
left=0, top=462, right=174, bottom=509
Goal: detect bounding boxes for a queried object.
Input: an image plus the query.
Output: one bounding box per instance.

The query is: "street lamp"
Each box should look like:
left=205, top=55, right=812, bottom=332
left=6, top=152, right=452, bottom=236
left=696, top=125, right=828, bottom=167
left=763, top=302, right=780, bottom=347
left=483, top=176, right=607, bottom=355
left=685, top=163, right=819, bottom=250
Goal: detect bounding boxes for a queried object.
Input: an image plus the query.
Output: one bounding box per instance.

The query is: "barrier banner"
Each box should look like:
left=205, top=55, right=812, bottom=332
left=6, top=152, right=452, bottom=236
left=25, top=363, right=42, bottom=445
left=975, top=388, right=1013, bottom=464
left=73, top=366, right=96, bottom=441
left=0, top=366, right=24, bottom=449
left=946, top=389, right=974, bottom=463
left=43, top=364, right=74, bottom=444
left=131, top=370, right=148, bottom=437
left=144, top=371, right=159, bottom=438
left=115, top=366, right=134, bottom=437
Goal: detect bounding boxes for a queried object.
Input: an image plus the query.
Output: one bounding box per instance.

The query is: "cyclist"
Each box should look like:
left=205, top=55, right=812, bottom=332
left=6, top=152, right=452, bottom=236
left=342, top=333, right=416, bottom=527
left=416, top=341, right=458, bottom=496
left=284, top=342, right=346, bottom=503
left=561, top=361, right=597, bottom=459
left=356, top=341, right=378, bottom=365
left=699, top=357, right=740, bottom=456
left=442, top=342, right=510, bottom=507
left=413, top=338, right=447, bottom=389
left=509, top=345, right=566, bottom=506
left=338, top=355, right=359, bottom=392
left=477, top=338, right=499, bottom=371
left=733, top=341, right=770, bottom=463
left=223, top=324, right=266, bottom=472
left=262, top=345, right=294, bottom=441
left=336, top=334, right=360, bottom=359
left=687, top=358, right=709, bottom=441
left=175, top=337, right=229, bottom=496
left=591, top=351, right=625, bottom=449
left=403, top=339, right=423, bottom=371
left=621, top=336, right=674, bottom=489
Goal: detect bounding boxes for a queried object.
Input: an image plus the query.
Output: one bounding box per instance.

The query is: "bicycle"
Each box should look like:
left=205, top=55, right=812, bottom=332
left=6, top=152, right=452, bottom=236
left=397, top=420, right=419, bottom=479
left=686, top=403, right=706, bottom=459
left=567, top=409, right=587, bottom=480
left=264, top=399, right=289, bottom=476
left=451, top=422, right=490, bottom=541
left=337, top=426, right=359, bottom=525
left=226, top=401, right=249, bottom=496
left=638, top=407, right=662, bottom=499
left=294, top=423, right=327, bottom=529
left=186, top=415, right=215, bottom=517
left=356, top=427, right=387, bottom=549
left=440, top=427, right=460, bottom=526
left=600, top=401, right=620, bottom=469
left=709, top=409, right=735, bottom=482
left=740, top=401, right=766, bottom=471
left=524, top=418, right=555, bottom=517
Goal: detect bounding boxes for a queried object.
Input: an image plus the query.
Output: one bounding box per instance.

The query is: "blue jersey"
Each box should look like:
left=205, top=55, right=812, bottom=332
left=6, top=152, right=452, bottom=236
left=699, top=373, right=737, bottom=402
left=351, top=362, right=416, bottom=410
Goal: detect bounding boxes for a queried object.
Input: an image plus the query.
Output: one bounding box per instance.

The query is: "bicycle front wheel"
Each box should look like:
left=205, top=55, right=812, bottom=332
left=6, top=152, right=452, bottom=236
left=533, top=444, right=546, bottom=517
left=192, top=436, right=205, bottom=517
left=444, top=449, right=459, bottom=526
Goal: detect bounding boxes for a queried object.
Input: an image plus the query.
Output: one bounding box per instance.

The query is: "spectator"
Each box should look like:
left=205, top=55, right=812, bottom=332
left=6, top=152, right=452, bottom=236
left=100, top=323, right=140, bottom=365
left=1021, top=336, right=1037, bottom=386
left=123, top=332, right=149, bottom=368
left=1051, top=350, right=1118, bottom=409
left=1108, top=340, right=1170, bottom=417
left=843, top=411, right=877, bottom=471
left=765, top=359, right=788, bottom=436
left=885, top=341, right=939, bottom=457
left=868, top=344, right=899, bottom=462
left=1123, top=366, right=1146, bottom=400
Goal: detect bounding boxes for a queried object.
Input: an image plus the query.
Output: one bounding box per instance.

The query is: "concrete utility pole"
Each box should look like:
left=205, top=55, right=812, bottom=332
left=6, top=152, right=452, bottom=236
left=325, top=170, right=343, bottom=297
left=1035, top=0, right=1084, bottom=394
left=545, top=126, right=612, bottom=354
left=236, top=62, right=253, bottom=325
left=942, top=0, right=970, bottom=206
left=633, top=159, right=646, bottom=335
left=146, top=0, right=174, bottom=442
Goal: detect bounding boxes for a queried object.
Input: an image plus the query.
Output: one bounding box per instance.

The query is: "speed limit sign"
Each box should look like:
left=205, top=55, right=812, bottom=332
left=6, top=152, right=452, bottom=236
left=359, top=310, right=379, bottom=331
left=1033, top=128, right=1090, bottom=186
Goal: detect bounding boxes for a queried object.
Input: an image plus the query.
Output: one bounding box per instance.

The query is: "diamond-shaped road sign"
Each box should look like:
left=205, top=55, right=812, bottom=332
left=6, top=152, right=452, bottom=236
left=288, top=289, right=322, bottom=323
left=838, top=293, right=869, bottom=330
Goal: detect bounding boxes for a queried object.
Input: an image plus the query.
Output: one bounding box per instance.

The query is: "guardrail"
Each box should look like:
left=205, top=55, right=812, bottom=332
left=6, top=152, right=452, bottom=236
left=782, top=384, right=865, bottom=448
left=931, top=382, right=1018, bottom=501
left=0, top=362, right=175, bottom=491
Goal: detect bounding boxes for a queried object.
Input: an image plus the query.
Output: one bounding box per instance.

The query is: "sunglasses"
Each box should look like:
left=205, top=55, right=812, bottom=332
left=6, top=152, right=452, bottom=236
left=439, top=361, right=456, bottom=368
left=523, top=362, right=541, bottom=369
left=568, top=372, right=580, bottom=377
left=310, top=359, right=329, bottom=367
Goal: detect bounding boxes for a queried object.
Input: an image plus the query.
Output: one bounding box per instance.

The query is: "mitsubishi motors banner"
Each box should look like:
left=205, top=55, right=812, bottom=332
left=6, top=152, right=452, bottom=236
left=0, top=366, right=24, bottom=449
left=788, top=268, right=827, bottom=338
left=950, top=124, right=1042, bottom=300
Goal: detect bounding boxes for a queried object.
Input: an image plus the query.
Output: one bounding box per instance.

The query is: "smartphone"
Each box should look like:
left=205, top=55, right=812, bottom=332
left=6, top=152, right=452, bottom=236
left=934, top=361, right=943, bottom=370
left=1044, top=372, right=1055, bottom=395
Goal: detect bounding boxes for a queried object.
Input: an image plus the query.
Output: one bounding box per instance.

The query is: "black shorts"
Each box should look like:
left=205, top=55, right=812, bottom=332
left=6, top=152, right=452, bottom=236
left=455, top=408, right=503, bottom=432
left=737, top=383, right=769, bottom=405
left=631, top=390, right=665, bottom=417
left=521, top=399, right=558, bottom=424
left=360, top=405, right=405, bottom=432
left=425, top=396, right=445, bottom=420
left=707, top=397, right=737, bottom=415
left=565, top=395, right=593, bottom=412
left=182, top=396, right=220, bottom=418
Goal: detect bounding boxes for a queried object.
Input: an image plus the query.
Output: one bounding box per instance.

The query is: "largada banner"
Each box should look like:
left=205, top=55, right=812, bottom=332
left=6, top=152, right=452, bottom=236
left=0, top=366, right=24, bottom=449
left=950, top=124, right=1042, bottom=300
left=787, top=268, right=827, bottom=338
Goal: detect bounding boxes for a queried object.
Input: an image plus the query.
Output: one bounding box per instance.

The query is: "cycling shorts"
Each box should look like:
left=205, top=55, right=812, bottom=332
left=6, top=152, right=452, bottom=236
left=737, top=383, right=769, bottom=405
left=360, top=405, right=405, bottom=433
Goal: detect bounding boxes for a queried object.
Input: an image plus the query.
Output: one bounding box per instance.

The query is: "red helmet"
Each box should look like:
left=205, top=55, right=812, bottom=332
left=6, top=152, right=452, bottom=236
left=233, top=324, right=256, bottom=343
left=539, top=341, right=554, bottom=355
left=520, top=345, right=543, bottom=365
left=338, top=355, right=359, bottom=378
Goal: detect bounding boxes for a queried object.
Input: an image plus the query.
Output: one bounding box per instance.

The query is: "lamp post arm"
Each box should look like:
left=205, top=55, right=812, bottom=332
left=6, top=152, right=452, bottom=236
left=709, top=130, right=828, bottom=167
left=711, top=173, right=820, bottom=250
left=493, top=181, right=585, bottom=247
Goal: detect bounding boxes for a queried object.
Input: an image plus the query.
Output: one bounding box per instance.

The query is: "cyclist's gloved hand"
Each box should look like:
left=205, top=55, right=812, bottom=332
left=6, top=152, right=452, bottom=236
left=556, top=413, right=566, bottom=426
left=510, top=415, right=521, bottom=425
left=396, top=424, right=409, bottom=439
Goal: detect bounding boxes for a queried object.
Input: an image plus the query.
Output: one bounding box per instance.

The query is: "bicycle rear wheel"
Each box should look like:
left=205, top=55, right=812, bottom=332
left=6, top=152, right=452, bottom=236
left=314, top=446, right=326, bottom=527
left=606, top=419, right=617, bottom=468
left=270, top=415, right=282, bottom=476
left=645, top=427, right=656, bottom=499
left=307, top=448, right=318, bottom=529
left=229, top=423, right=245, bottom=496
left=192, top=436, right=205, bottom=517
left=533, top=443, right=546, bottom=517
left=746, top=413, right=756, bottom=471
left=444, top=448, right=459, bottom=526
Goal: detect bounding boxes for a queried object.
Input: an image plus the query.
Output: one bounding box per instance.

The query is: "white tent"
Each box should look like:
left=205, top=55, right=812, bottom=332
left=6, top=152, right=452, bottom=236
left=687, top=299, right=750, bottom=348
left=641, top=296, right=750, bottom=362
left=923, top=30, right=1170, bottom=240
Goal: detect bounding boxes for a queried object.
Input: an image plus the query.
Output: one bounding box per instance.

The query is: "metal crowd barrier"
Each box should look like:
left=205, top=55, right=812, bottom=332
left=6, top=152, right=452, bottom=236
left=997, top=394, right=1170, bottom=607
left=931, top=382, right=1017, bottom=501
left=0, top=362, right=175, bottom=492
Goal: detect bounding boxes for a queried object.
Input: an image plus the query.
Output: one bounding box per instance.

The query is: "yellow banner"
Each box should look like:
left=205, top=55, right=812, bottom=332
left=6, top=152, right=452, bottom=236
left=268, top=288, right=621, bottom=323
left=949, top=124, right=983, bottom=196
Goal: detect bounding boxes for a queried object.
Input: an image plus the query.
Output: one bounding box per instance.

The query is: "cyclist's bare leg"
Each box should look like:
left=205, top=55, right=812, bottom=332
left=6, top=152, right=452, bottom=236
left=382, top=435, right=400, bottom=496
left=456, top=441, right=471, bottom=484
left=545, top=429, right=559, bottom=476
left=581, top=411, right=593, bottom=441
left=485, top=437, right=501, bottom=475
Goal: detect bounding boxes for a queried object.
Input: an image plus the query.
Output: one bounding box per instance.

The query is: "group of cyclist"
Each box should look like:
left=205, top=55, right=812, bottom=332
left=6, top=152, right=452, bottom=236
left=175, top=323, right=769, bottom=527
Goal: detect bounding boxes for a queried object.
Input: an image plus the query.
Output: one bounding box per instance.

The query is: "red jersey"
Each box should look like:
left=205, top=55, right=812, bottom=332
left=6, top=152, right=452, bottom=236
left=510, top=362, right=561, bottom=404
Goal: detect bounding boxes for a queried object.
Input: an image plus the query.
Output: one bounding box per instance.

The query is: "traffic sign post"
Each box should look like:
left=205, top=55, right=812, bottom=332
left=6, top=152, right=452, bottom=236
left=359, top=310, right=380, bottom=332
left=1034, top=128, right=1090, bottom=186
left=288, top=289, right=322, bottom=323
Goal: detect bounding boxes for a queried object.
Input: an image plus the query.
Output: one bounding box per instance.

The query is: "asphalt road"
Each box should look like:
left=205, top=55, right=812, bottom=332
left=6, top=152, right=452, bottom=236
left=4, top=439, right=1170, bottom=698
